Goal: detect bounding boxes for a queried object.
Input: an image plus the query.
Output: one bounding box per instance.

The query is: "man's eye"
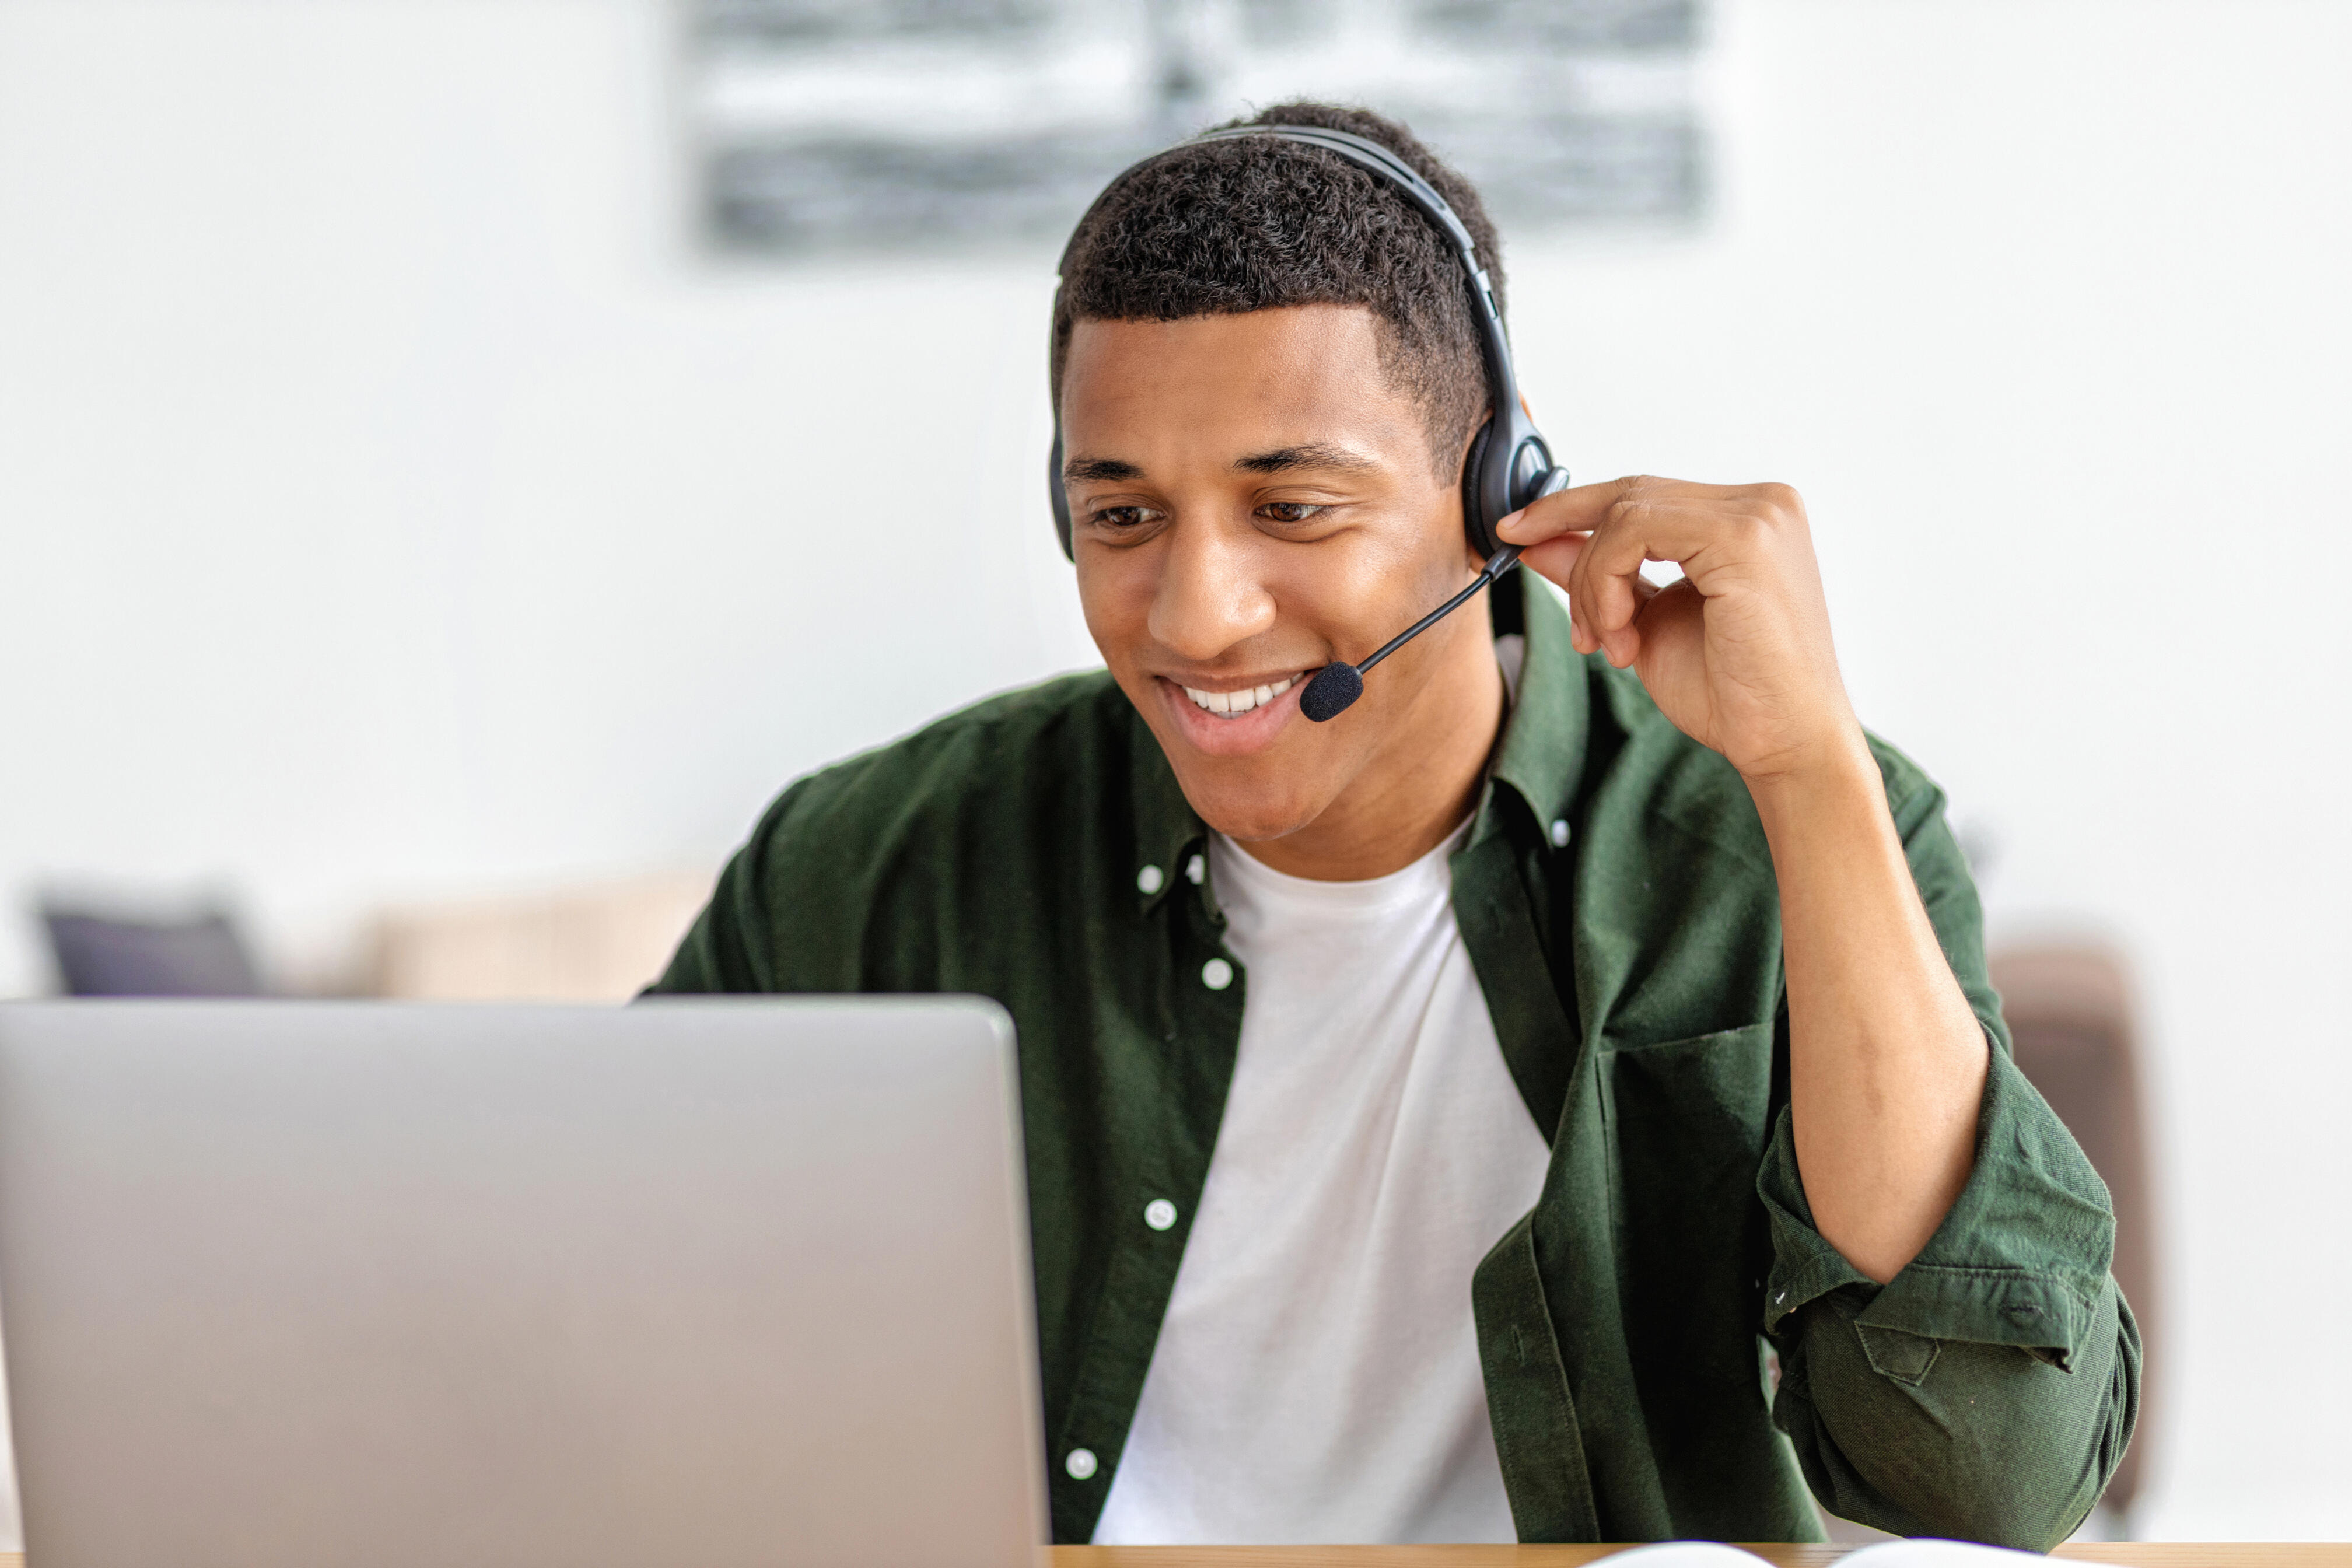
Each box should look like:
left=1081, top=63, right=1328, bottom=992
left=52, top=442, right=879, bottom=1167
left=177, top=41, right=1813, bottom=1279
left=1090, top=506, right=1158, bottom=529
left=1259, top=502, right=1325, bottom=524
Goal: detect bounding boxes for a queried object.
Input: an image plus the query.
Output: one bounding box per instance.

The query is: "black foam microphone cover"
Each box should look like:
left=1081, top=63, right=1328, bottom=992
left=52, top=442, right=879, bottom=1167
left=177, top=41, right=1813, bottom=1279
left=1299, top=662, right=1364, bottom=723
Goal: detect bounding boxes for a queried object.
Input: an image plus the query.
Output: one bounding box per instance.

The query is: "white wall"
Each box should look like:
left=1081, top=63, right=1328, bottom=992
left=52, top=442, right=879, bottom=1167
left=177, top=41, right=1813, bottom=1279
left=0, top=0, right=2346, bottom=1539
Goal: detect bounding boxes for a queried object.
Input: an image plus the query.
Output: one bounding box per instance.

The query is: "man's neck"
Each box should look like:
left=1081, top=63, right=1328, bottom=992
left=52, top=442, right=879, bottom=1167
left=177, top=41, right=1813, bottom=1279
left=1235, top=628, right=1507, bottom=882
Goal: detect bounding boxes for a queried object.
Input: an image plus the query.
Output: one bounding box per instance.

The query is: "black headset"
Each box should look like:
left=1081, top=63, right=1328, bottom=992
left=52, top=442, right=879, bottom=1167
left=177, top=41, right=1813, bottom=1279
left=1049, top=123, right=1562, bottom=561
left=1048, top=124, right=1569, bottom=722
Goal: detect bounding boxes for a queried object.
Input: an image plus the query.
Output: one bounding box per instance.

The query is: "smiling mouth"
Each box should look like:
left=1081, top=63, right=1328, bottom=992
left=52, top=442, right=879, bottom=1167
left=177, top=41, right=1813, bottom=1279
left=1178, top=674, right=1301, bottom=718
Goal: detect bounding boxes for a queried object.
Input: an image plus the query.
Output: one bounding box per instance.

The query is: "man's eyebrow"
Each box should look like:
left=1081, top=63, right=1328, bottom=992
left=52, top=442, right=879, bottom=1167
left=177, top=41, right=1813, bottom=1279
left=1233, top=443, right=1381, bottom=475
left=1062, top=456, right=1143, bottom=483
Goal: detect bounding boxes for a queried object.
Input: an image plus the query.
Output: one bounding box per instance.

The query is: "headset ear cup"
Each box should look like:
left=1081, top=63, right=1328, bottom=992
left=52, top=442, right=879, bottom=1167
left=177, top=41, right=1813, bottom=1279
left=1048, top=429, right=1074, bottom=561
left=1460, top=416, right=1497, bottom=557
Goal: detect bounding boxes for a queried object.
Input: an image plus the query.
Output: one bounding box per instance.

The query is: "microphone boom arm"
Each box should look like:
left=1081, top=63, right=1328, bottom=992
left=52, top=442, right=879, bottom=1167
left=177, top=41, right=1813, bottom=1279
left=1357, top=543, right=1523, bottom=679
left=1298, top=467, right=1568, bottom=723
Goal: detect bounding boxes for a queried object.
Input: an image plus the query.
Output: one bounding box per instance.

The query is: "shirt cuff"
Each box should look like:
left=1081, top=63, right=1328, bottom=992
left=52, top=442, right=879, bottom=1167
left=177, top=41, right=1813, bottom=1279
left=1756, top=1041, right=2116, bottom=1372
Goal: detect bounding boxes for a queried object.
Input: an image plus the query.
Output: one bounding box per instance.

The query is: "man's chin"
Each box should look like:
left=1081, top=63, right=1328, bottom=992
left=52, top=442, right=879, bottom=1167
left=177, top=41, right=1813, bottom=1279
left=1160, top=755, right=1334, bottom=845
left=1118, top=669, right=1348, bottom=841
left=1193, top=798, right=1326, bottom=845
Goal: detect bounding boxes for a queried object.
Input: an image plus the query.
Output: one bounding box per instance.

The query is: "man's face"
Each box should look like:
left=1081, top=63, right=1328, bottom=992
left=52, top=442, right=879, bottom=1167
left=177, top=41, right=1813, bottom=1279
left=1060, top=304, right=1490, bottom=846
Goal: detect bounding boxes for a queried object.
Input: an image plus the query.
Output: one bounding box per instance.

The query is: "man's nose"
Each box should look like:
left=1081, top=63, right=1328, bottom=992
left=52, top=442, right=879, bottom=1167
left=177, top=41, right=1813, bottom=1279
left=1147, top=517, right=1278, bottom=664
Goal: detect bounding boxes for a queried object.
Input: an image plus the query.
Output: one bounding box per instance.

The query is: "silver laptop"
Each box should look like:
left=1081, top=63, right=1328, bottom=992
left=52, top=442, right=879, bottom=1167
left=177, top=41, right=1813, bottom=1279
left=0, top=999, right=1046, bottom=1568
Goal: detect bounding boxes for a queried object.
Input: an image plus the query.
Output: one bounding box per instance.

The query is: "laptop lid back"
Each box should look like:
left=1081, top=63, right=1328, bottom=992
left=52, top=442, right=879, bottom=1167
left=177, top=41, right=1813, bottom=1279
left=0, top=999, right=1045, bottom=1568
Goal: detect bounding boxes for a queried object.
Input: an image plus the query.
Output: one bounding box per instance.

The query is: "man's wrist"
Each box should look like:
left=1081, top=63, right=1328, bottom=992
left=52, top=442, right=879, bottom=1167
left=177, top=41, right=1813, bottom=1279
left=1739, top=723, right=1884, bottom=839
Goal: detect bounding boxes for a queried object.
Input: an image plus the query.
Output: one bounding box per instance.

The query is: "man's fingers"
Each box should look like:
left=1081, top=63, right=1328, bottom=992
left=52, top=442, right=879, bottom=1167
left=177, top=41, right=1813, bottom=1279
left=1517, top=531, right=1600, bottom=652
left=1600, top=573, right=1665, bottom=666
left=1525, top=478, right=1713, bottom=645
left=1569, top=493, right=1776, bottom=643
left=1516, top=531, right=1588, bottom=586
left=1567, top=569, right=1664, bottom=667
left=1494, top=477, right=1633, bottom=544
left=1520, top=533, right=1599, bottom=653
left=1495, top=474, right=1760, bottom=545
left=1523, top=475, right=1807, bottom=666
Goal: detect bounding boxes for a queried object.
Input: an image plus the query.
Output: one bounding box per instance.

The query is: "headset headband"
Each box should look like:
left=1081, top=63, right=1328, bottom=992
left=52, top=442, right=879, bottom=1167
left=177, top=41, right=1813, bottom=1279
left=1189, top=128, right=1502, bottom=320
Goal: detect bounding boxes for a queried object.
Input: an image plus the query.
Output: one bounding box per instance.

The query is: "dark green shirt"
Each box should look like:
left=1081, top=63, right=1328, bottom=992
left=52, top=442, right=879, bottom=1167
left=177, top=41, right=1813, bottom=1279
left=649, top=577, right=2138, bottom=1548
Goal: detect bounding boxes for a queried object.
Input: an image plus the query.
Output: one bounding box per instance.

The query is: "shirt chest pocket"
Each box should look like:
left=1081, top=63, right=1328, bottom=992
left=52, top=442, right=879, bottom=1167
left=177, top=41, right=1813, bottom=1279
left=1602, top=1020, right=1777, bottom=1175
left=1598, top=1021, right=1779, bottom=1377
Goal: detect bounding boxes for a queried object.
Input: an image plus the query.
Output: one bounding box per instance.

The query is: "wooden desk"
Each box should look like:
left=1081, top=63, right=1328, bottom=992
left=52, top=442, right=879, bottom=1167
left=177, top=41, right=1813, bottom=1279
left=1053, top=1550, right=2346, bottom=1568
left=0, top=1548, right=2336, bottom=1567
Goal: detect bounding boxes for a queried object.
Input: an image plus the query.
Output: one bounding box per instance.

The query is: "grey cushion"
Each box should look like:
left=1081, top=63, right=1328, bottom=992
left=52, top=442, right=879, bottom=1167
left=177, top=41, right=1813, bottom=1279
left=42, top=907, right=264, bottom=996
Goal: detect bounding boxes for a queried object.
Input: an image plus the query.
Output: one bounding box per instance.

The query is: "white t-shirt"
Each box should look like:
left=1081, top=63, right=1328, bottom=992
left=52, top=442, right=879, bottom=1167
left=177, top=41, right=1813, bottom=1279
left=1090, top=816, right=1552, bottom=1545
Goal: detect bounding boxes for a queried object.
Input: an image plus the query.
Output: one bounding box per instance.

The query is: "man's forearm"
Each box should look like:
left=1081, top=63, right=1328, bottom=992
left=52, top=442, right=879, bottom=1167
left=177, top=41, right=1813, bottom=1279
left=1747, top=730, right=1989, bottom=1284
left=1504, top=473, right=1992, bottom=1280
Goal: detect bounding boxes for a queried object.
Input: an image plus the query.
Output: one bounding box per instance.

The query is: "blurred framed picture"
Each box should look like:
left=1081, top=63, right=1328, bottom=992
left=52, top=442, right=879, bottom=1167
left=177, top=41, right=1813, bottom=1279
left=686, top=0, right=1706, bottom=256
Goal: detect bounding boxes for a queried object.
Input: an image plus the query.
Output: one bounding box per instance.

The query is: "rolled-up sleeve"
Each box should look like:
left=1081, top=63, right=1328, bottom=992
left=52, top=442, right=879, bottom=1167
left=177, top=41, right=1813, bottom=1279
left=1755, top=774, right=2141, bottom=1548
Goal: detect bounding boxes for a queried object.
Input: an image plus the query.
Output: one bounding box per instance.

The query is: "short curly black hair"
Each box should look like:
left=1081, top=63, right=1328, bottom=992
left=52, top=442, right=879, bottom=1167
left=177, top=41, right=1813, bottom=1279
left=1050, top=102, right=1504, bottom=482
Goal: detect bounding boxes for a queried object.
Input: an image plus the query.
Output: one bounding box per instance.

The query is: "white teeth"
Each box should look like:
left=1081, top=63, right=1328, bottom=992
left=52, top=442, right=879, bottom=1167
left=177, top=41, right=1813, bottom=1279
left=1182, top=674, right=1298, bottom=718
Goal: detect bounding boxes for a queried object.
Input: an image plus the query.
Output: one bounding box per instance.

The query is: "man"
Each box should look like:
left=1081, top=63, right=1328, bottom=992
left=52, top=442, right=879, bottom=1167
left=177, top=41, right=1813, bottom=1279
left=650, top=103, right=2137, bottom=1547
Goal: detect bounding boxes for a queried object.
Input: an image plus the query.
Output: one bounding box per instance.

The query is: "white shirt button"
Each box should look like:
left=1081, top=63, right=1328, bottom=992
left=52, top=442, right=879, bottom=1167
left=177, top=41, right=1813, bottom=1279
left=1136, top=864, right=1164, bottom=895
left=1065, top=1447, right=1098, bottom=1480
left=1185, top=853, right=1206, bottom=885
left=1549, top=818, right=1571, bottom=848
left=1200, top=957, right=1234, bottom=991
left=1143, top=1198, right=1178, bottom=1231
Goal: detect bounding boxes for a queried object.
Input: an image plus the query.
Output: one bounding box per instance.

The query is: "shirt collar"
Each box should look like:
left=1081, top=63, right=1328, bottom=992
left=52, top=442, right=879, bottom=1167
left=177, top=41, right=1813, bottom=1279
left=1478, top=572, right=1591, bottom=846
left=1122, top=570, right=1592, bottom=908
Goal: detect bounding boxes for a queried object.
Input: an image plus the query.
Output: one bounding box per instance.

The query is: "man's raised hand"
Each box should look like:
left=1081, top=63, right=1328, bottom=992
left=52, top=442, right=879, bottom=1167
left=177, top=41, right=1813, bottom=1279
left=1496, top=476, right=1860, bottom=787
